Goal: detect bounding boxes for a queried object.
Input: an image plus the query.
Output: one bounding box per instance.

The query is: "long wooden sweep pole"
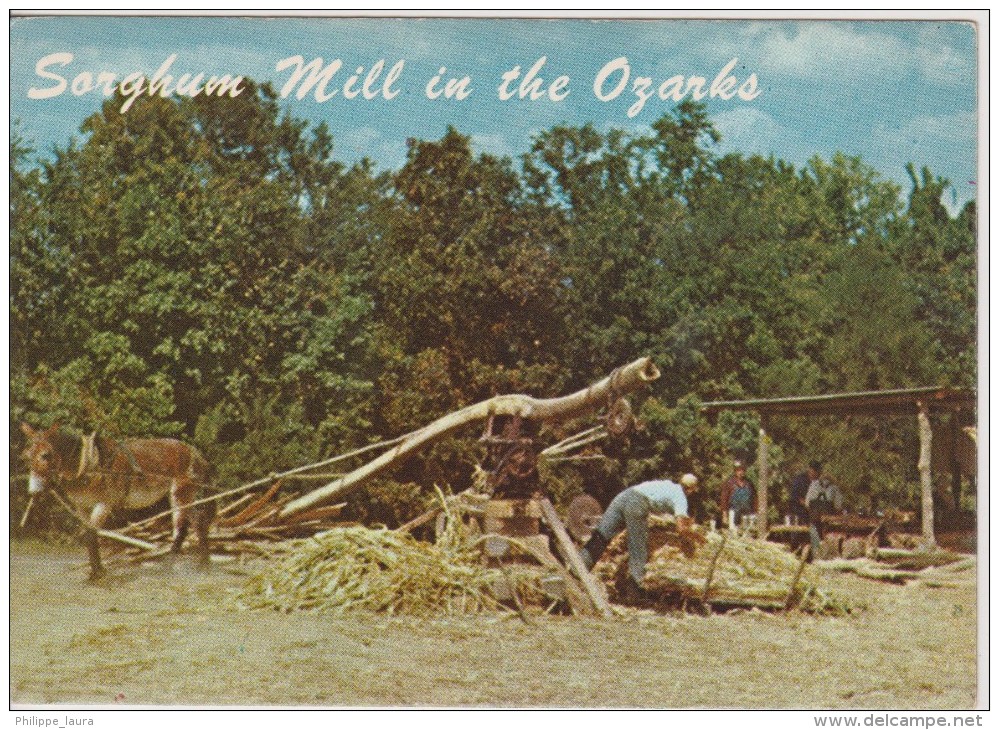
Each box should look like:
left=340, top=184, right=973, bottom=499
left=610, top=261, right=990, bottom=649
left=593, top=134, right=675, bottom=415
left=280, top=357, right=661, bottom=518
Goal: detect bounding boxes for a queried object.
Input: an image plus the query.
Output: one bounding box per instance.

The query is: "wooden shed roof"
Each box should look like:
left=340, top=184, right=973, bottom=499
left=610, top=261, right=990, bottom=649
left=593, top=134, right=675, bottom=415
left=701, top=386, right=976, bottom=418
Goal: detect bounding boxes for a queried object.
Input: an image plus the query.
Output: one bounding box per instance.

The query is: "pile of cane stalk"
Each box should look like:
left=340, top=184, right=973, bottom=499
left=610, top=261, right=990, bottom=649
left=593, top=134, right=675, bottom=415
left=595, top=516, right=851, bottom=615
left=240, top=503, right=547, bottom=616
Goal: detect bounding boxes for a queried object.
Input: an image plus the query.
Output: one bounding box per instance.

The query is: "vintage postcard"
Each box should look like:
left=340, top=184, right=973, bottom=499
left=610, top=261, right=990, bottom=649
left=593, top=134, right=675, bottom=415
left=9, top=11, right=985, bottom=717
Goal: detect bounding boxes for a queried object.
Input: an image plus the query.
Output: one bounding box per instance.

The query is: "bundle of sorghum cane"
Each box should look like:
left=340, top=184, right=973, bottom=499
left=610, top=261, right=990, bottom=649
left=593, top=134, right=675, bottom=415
left=594, top=516, right=849, bottom=614
left=239, top=507, right=551, bottom=616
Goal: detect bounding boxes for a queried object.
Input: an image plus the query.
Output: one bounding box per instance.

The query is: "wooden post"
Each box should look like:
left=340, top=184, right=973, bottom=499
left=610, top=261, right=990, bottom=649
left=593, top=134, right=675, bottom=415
left=917, top=401, right=935, bottom=546
left=756, top=426, right=769, bottom=536
left=537, top=497, right=614, bottom=618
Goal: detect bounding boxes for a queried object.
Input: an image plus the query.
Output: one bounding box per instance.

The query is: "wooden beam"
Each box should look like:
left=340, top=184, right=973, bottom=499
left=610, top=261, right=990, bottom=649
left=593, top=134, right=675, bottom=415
left=537, top=497, right=614, bottom=618
left=701, top=386, right=975, bottom=418
left=279, top=358, right=660, bottom=518
left=917, top=401, right=935, bottom=546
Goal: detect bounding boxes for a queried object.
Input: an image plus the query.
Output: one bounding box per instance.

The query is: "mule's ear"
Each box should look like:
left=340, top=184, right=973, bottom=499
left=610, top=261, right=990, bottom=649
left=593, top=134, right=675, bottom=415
left=20, top=423, right=36, bottom=438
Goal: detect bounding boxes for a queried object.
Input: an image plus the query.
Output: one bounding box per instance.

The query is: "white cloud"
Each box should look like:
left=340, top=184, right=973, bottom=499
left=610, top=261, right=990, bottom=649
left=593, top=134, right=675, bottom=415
left=914, top=30, right=976, bottom=85
left=752, top=23, right=910, bottom=79
left=711, top=106, right=825, bottom=167
left=723, top=21, right=974, bottom=87
left=900, top=110, right=977, bottom=144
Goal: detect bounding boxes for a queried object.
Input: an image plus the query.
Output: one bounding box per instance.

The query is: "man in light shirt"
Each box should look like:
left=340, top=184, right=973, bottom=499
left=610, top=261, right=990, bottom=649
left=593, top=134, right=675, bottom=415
left=806, top=470, right=844, bottom=558
left=580, top=473, right=701, bottom=597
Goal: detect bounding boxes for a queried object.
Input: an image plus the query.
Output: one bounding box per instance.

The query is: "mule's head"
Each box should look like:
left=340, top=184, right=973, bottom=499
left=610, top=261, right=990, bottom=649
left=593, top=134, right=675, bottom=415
left=21, top=422, right=65, bottom=494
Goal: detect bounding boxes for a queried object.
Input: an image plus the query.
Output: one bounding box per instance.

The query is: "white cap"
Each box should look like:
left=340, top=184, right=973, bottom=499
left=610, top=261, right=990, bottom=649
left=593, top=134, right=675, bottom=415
left=680, top=473, right=699, bottom=488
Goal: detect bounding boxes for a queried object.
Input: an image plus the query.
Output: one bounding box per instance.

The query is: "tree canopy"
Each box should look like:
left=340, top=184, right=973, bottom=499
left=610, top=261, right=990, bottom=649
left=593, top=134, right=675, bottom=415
left=10, top=88, right=977, bottom=525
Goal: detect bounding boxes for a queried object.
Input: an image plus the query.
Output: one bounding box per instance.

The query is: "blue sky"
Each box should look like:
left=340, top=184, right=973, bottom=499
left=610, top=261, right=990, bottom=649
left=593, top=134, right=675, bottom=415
left=10, top=16, right=980, bottom=211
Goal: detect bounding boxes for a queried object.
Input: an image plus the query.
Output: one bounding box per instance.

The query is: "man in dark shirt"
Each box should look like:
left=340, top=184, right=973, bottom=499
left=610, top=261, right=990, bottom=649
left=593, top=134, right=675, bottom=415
left=789, top=461, right=821, bottom=525
left=719, top=459, right=756, bottom=528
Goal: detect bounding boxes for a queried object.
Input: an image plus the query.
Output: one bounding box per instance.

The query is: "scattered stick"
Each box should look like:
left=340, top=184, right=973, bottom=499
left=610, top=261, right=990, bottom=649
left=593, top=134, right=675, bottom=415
left=217, top=480, right=285, bottom=528
left=540, top=426, right=607, bottom=456
left=119, top=431, right=419, bottom=535
left=216, top=493, right=256, bottom=518
left=784, top=545, right=811, bottom=610
left=701, top=531, right=728, bottom=603
left=397, top=489, right=482, bottom=534
left=398, top=506, right=444, bottom=534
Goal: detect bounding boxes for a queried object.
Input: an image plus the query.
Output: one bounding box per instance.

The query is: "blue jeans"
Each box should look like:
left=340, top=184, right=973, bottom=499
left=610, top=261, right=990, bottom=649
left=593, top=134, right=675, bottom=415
left=594, top=487, right=652, bottom=583
left=809, top=523, right=822, bottom=558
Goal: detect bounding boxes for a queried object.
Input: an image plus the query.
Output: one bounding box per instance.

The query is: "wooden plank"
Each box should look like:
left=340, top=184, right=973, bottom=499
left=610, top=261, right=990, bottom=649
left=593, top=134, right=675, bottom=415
left=217, top=479, right=283, bottom=527
left=767, top=526, right=811, bottom=535
left=484, top=500, right=516, bottom=518
left=537, top=497, right=614, bottom=618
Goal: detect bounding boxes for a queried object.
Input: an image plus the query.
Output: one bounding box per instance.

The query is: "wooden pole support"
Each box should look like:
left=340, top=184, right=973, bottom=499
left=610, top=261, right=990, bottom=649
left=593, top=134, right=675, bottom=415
left=756, top=426, right=769, bottom=536
left=280, top=358, right=661, bottom=519
left=537, top=497, right=614, bottom=618
left=917, top=401, right=935, bottom=546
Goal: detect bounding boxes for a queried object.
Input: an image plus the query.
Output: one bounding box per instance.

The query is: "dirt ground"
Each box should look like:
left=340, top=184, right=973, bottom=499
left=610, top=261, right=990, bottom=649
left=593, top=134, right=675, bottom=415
left=9, top=541, right=980, bottom=709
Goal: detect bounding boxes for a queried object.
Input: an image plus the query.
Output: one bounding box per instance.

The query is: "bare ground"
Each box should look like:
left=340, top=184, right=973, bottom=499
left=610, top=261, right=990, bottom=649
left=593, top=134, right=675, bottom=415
left=9, top=542, right=980, bottom=709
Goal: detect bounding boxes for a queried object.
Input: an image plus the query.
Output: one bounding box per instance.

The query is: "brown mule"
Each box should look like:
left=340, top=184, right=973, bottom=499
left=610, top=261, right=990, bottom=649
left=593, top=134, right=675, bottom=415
left=21, top=423, right=215, bottom=579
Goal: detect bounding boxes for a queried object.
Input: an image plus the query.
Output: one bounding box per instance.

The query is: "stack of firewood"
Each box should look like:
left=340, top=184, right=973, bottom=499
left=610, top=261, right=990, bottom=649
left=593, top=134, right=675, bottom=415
left=115, top=481, right=349, bottom=558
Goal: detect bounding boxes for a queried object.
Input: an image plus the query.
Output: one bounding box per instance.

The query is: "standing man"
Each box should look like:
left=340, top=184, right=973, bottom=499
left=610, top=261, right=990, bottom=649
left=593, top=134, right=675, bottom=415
left=788, top=461, right=821, bottom=525
left=805, top=465, right=844, bottom=558
left=580, top=473, right=702, bottom=598
left=719, top=459, right=756, bottom=528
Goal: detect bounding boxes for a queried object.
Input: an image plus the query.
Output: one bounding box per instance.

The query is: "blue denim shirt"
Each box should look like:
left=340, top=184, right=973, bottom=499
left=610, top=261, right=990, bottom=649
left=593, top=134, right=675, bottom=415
left=632, top=480, right=688, bottom=516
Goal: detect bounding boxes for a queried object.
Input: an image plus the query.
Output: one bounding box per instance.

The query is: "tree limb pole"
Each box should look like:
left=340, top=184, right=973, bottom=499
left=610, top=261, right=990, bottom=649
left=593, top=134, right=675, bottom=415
left=280, top=357, right=660, bottom=518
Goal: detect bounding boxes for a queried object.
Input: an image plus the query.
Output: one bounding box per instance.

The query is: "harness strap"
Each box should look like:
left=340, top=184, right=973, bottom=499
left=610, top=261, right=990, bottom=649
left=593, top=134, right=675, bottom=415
left=115, top=439, right=144, bottom=474
left=77, top=433, right=100, bottom=479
